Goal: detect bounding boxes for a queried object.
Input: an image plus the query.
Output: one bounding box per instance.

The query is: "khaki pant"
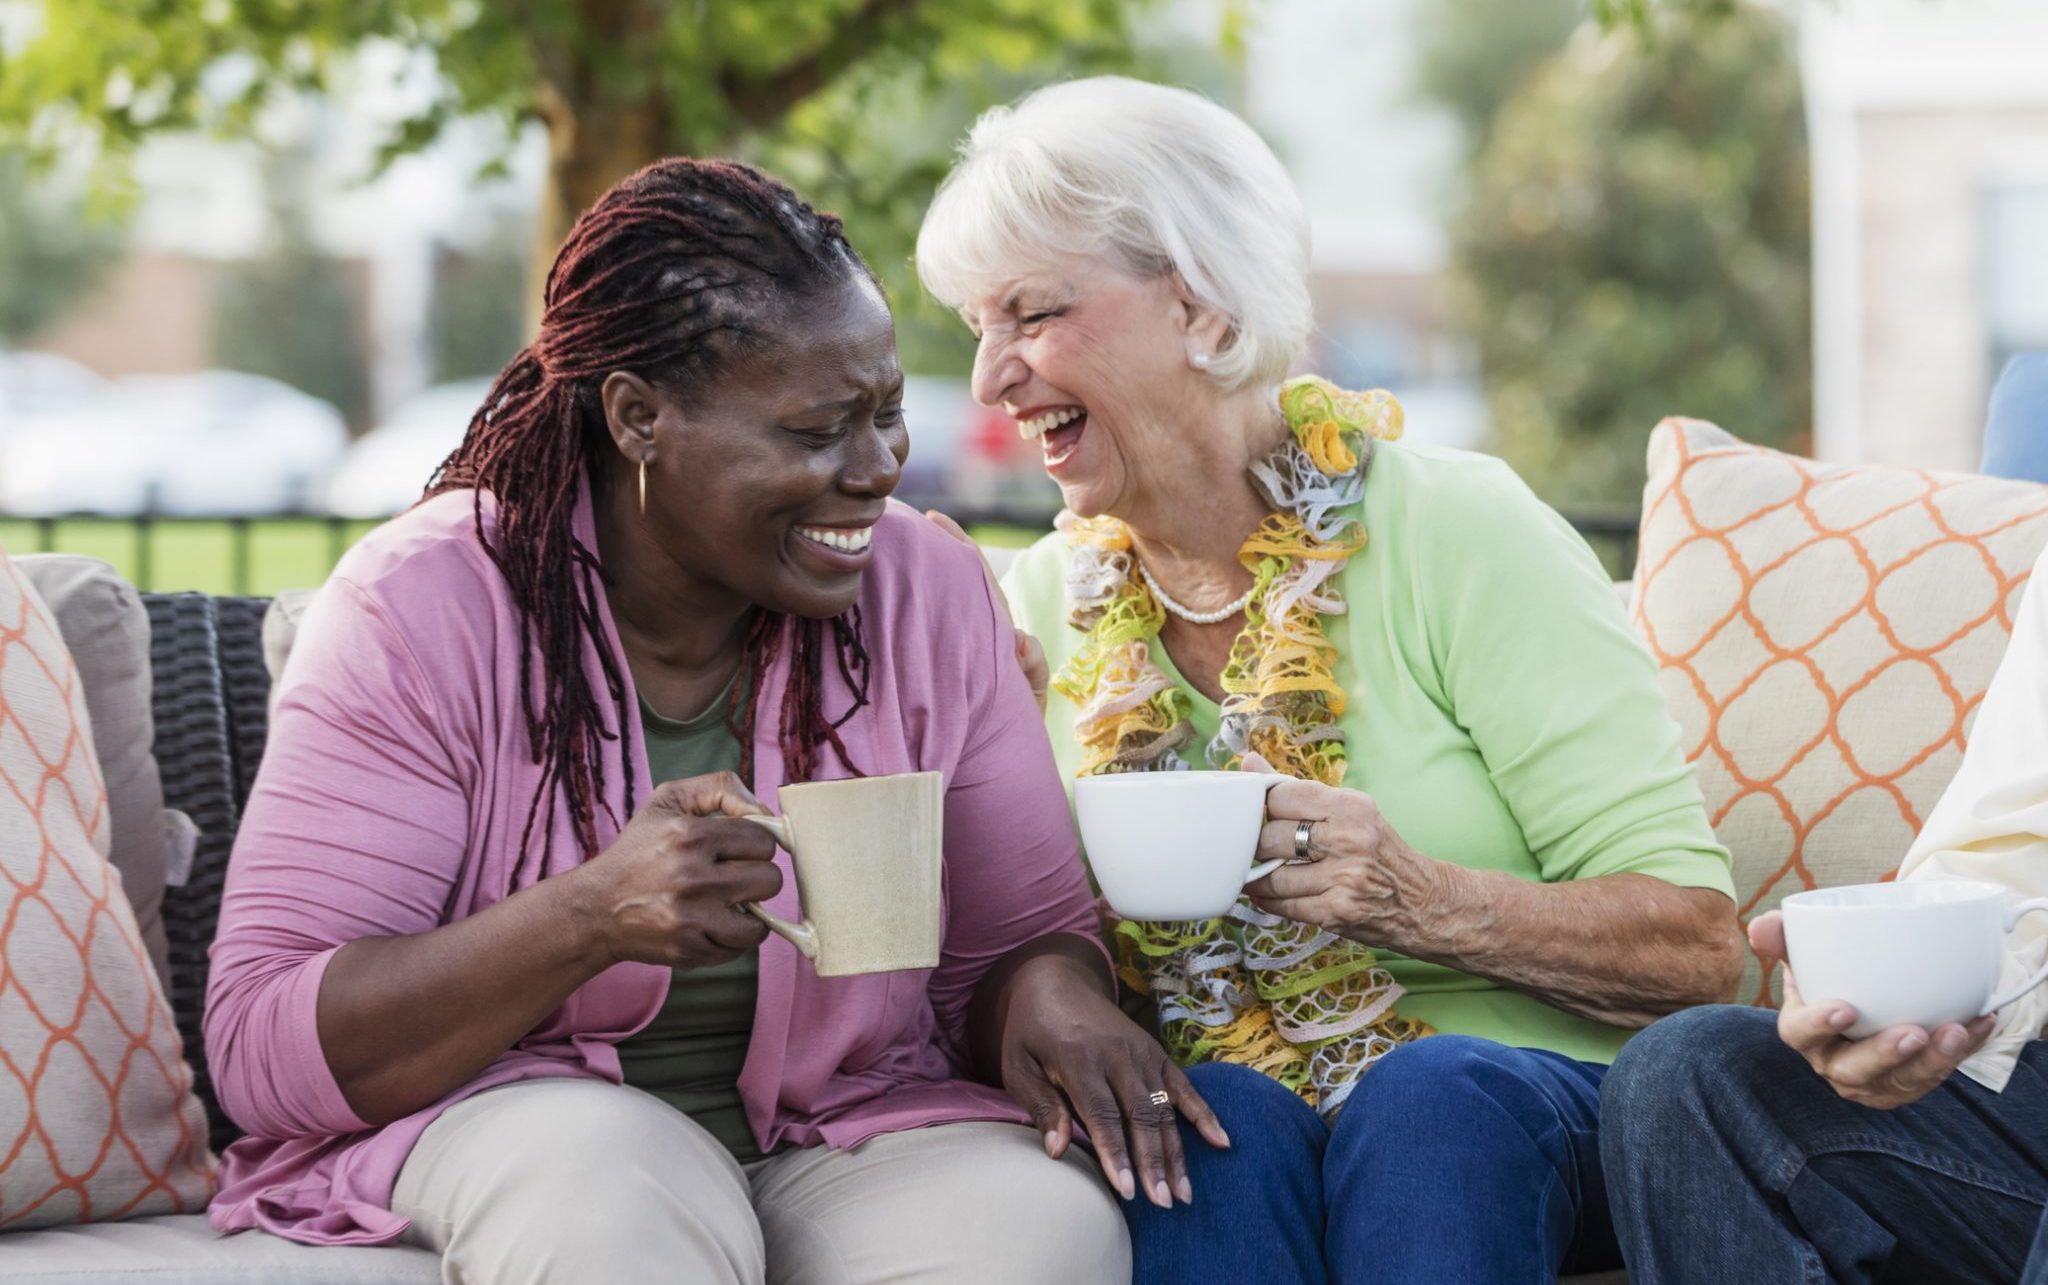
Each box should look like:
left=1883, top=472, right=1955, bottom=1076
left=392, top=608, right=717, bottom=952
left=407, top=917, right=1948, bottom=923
left=391, top=1078, right=1131, bottom=1285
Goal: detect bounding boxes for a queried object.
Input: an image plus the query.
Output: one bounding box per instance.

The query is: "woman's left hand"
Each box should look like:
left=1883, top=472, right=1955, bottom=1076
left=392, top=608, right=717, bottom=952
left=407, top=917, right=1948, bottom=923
left=995, top=953, right=1230, bottom=1208
left=1241, top=752, right=1437, bottom=947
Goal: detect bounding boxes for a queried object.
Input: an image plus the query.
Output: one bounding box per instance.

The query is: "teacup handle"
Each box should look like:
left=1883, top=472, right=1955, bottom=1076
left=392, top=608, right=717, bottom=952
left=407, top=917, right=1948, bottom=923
left=1983, top=897, right=2048, bottom=1014
left=1245, top=772, right=1295, bottom=884
left=738, top=814, right=820, bottom=962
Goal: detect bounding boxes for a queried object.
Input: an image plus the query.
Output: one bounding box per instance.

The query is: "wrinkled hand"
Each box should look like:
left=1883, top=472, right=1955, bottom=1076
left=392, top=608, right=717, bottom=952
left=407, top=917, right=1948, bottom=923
left=570, top=772, right=782, bottom=971
left=925, top=509, right=1049, bottom=711
left=1754, top=911, right=1995, bottom=1109
left=996, top=954, right=1229, bottom=1208
left=1240, top=752, right=1433, bottom=947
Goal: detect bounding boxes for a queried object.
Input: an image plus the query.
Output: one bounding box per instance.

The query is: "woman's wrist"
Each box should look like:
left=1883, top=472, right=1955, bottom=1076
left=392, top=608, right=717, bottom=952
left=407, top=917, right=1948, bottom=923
left=1343, top=847, right=1487, bottom=957
left=547, top=860, right=626, bottom=974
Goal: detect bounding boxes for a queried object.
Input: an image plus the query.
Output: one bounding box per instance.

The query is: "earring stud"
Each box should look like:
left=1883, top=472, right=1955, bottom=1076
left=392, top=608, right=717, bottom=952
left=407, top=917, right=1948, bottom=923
left=1192, top=352, right=1211, bottom=370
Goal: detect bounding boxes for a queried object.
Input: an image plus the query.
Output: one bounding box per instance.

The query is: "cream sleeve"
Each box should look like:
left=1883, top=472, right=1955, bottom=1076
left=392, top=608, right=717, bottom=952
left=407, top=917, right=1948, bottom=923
left=1898, top=541, right=2048, bottom=1091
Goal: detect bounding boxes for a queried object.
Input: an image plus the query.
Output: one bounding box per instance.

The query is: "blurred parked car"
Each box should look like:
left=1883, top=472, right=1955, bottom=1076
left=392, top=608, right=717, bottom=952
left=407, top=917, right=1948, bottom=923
left=0, top=350, right=106, bottom=430
left=0, top=368, right=347, bottom=516
left=323, top=378, right=491, bottom=518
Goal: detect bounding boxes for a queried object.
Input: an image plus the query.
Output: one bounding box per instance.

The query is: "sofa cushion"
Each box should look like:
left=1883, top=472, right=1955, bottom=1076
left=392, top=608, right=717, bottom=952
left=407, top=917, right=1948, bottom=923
left=0, top=548, right=214, bottom=1230
left=0, top=1213, right=440, bottom=1282
left=15, top=554, right=170, bottom=990
left=1632, top=420, right=2048, bottom=1003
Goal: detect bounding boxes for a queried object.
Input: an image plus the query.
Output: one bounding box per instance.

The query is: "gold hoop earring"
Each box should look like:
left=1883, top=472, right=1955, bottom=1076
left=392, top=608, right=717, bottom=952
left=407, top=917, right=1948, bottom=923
left=638, top=457, right=648, bottom=517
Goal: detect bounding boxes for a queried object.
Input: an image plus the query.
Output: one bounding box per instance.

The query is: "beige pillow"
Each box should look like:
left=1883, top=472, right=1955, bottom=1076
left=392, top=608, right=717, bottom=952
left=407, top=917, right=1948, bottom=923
left=1632, top=420, right=2048, bottom=1003
left=0, top=548, right=214, bottom=1230
left=15, top=555, right=169, bottom=990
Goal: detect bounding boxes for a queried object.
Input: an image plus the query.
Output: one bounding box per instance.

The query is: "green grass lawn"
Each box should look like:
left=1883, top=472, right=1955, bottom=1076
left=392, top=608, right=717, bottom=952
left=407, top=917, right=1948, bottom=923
left=0, top=518, right=385, bottom=596
left=0, top=517, right=1052, bottom=596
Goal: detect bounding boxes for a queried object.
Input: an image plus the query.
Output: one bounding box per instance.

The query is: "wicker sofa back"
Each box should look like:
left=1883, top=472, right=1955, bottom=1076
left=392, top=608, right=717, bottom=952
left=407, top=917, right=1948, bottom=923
left=143, top=591, right=274, bottom=1157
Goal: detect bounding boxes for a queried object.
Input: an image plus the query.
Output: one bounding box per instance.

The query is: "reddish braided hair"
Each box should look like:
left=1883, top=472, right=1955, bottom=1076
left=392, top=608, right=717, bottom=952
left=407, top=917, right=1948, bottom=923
left=430, top=157, right=874, bottom=881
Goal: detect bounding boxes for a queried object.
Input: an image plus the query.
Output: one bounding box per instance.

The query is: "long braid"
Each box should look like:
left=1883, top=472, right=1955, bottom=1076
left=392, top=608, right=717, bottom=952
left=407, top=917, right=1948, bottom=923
left=430, top=158, right=875, bottom=883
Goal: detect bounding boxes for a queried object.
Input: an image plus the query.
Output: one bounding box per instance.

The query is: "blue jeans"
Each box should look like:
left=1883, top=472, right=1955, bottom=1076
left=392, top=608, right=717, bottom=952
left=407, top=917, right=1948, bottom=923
left=1602, top=1005, right=2048, bottom=1283
left=1123, top=1036, right=1619, bottom=1284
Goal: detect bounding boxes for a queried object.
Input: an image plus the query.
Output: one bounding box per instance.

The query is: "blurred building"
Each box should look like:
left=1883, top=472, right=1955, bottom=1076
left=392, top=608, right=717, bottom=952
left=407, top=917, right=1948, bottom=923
left=1805, top=0, right=2048, bottom=470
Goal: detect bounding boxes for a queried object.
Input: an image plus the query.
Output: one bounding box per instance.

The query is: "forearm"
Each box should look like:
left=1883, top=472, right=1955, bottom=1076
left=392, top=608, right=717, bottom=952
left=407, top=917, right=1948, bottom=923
left=966, top=933, right=1116, bottom=1084
left=316, top=865, right=615, bottom=1125
left=1371, top=864, right=1743, bottom=1028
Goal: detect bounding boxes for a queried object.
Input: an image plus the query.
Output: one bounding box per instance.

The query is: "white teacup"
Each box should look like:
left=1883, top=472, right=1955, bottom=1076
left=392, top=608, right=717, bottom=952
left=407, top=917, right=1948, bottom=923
left=1781, top=880, right=2048, bottom=1039
left=1074, top=771, right=1290, bottom=921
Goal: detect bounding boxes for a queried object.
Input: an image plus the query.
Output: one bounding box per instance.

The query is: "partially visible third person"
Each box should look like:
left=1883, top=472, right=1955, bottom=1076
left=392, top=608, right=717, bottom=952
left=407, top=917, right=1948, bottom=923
left=916, top=75, right=1744, bottom=1284
left=1603, top=538, right=2048, bottom=1285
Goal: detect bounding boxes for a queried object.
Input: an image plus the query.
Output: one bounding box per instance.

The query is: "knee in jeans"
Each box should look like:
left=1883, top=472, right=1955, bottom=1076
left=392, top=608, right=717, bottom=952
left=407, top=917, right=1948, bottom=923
left=1604, top=1006, right=1780, bottom=1138
left=1344, top=1035, right=1509, bottom=1118
left=1183, top=1061, right=1324, bottom=1152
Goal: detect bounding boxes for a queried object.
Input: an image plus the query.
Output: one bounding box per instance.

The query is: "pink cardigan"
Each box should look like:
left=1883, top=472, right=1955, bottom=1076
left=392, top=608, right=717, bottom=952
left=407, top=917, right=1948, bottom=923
left=202, top=488, right=1099, bottom=1244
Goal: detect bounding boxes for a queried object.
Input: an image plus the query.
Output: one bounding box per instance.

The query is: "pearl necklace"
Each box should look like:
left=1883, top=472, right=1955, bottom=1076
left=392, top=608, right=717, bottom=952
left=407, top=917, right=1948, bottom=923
left=1138, top=562, right=1255, bottom=625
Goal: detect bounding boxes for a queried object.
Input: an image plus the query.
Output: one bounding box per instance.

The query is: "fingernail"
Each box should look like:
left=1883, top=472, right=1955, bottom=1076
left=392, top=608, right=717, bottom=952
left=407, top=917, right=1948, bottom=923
left=1827, top=1008, right=1854, bottom=1031
left=1117, top=1168, right=1136, bottom=1200
left=1938, top=1028, right=1968, bottom=1056
left=1218, top=1126, right=1233, bottom=1149
left=1176, top=1178, right=1194, bottom=1204
left=1898, top=1031, right=1928, bottom=1055
left=1043, top=1130, right=1061, bottom=1155
left=1151, top=1180, right=1172, bottom=1208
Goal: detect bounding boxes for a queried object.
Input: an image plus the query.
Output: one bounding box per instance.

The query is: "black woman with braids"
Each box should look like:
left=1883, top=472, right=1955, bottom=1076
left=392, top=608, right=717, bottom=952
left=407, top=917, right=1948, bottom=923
left=202, top=158, right=1206, bottom=1282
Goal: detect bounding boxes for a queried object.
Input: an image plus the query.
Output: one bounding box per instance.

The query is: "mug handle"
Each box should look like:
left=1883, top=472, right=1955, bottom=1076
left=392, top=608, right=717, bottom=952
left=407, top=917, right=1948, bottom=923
left=738, top=813, right=820, bottom=962
left=1983, top=897, right=2048, bottom=1013
left=1244, top=772, right=1296, bottom=885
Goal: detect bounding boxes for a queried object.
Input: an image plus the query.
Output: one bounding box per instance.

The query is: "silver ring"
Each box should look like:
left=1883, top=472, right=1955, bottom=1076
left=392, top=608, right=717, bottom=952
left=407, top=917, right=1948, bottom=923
left=1293, top=818, right=1315, bottom=862
left=1147, top=1089, right=1171, bottom=1107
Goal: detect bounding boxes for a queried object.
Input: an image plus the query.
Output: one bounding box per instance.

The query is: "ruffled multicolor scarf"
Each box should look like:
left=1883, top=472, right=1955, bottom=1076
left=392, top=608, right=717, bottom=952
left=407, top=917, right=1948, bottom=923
left=1056, top=375, right=1430, bottom=1117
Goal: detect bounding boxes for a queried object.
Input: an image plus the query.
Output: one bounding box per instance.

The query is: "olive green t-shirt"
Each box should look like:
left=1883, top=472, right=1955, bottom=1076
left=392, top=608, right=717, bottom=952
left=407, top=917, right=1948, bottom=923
left=1001, top=439, right=1735, bottom=1065
left=612, top=687, right=764, bottom=1162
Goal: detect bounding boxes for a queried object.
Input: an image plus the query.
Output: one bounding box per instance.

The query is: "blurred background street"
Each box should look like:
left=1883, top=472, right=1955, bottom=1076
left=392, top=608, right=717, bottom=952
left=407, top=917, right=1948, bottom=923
left=1, top=0, right=2043, bottom=591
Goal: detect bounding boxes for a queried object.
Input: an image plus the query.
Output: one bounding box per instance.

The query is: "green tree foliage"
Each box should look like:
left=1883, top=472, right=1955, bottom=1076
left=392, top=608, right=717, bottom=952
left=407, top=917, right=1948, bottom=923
left=1444, top=3, right=1809, bottom=507
left=1410, top=0, right=1579, bottom=160
left=0, top=0, right=1177, bottom=368
left=0, top=148, right=123, bottom=344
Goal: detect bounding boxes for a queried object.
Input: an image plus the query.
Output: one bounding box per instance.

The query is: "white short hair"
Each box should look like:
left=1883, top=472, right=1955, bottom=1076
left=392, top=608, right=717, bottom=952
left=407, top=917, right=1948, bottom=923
left=916, top=76, right=1312, bottom=390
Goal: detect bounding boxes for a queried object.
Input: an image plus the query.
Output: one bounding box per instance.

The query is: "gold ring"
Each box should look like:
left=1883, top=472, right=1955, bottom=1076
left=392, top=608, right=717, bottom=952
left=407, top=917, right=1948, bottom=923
left=1147, top=1089, right=1171, bottom=1107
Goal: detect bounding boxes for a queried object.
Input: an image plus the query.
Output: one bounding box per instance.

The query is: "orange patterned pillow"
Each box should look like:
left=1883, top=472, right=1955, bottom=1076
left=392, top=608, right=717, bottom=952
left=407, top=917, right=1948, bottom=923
left=1633, top=421, right=2048, bottom=1005
left=0, top=547, right=213, bottom=1229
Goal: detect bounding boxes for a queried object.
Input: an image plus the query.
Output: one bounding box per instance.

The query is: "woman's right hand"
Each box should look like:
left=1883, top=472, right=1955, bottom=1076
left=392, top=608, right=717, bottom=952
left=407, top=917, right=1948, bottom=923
left=568, top=771, right=783, bottom=970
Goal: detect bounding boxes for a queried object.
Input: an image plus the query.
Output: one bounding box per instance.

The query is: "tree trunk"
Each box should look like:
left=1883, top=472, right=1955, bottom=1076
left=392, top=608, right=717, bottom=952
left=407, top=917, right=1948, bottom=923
left=527, top=85, right=670, bottom=331
left=525, top=0, right=674, bottom=333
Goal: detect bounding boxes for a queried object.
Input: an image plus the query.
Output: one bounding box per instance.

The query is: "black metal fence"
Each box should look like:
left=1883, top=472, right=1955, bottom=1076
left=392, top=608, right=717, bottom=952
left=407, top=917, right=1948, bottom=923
left=0, top=506, right=1643, bottom=595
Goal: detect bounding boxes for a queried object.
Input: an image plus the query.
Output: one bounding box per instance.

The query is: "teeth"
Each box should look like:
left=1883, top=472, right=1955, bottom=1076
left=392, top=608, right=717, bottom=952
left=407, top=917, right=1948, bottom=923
left=1017, top=406, right=1085, bottom=440
left=796, top=525, right=873, bottom=554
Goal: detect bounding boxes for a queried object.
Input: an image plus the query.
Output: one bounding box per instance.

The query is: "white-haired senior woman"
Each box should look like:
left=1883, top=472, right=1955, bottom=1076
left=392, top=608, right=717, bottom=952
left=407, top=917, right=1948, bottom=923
left=916, top=76, right=1743, bottom=1284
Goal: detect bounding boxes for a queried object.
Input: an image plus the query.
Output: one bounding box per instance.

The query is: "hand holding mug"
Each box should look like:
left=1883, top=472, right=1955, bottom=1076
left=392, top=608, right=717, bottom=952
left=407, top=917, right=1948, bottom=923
left=1757, top=910, right=1996, bottom=1110
left=571, top=772, right=783, bottom=970
left=1241, top=753, right=1432, bottom=945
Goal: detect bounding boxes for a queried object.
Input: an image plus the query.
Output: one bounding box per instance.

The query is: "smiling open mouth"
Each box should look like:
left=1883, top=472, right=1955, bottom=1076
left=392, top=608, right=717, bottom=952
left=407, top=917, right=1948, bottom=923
left=795, top=524, right=874, bottom=555
left=1019, top=406, right=1089, bottom=469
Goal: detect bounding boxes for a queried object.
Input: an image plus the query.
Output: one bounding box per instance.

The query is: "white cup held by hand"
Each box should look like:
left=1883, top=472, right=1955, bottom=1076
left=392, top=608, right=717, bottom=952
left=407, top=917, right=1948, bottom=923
left=1781, top=880, right=2048, bottom=1039
left=1074, top=771, right=1291, bottom=921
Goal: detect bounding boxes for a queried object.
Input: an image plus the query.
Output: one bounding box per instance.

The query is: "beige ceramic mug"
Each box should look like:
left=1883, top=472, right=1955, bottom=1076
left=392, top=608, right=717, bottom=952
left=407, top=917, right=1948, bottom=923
left=740, top=770, right=944, bottom=977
